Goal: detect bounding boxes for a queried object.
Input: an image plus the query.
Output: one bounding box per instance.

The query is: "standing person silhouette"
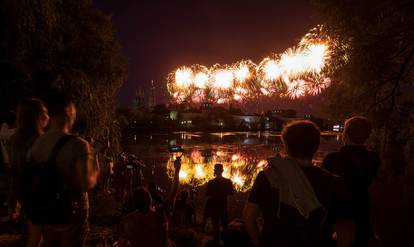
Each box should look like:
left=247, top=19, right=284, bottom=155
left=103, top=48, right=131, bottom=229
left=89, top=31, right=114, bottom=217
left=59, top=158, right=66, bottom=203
left=244, top=120, right=355, bottom=247
left=25, top=94, right=98, bottom=247
left=205, top=164, right=235, bottom=242
left=322, top=116, right=380, bottom=246
left=9, top=98, right=49, bottom=247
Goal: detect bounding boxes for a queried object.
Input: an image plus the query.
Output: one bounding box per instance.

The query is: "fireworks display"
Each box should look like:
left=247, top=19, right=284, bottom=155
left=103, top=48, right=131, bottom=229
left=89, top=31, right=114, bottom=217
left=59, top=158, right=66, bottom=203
left=167, top=148, right=268, bottom=192
left=167, top=26, right=335, bottom=103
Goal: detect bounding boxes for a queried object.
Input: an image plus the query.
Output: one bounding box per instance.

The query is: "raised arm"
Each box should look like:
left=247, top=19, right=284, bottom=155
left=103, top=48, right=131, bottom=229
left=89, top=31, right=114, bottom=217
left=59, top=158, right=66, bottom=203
left=163, top=157, right=181, bottom=211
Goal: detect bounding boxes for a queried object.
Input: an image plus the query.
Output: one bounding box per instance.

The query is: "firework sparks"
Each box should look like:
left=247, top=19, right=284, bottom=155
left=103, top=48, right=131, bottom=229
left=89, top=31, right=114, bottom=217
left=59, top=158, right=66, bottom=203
left=213, top=69, right=233, bottom=89
left=286, top=79, right=306, bottom=99
left=233, top=94, right=242, bottom=101
left=194, top=72, right=209, bottom=88
left=191, top=89, right=205, bottom=103
left=234, top=64, right=250, bottom=82
left=231, top=154, right=239, bottom=161
left=263, top=59, right=281, bottom=81
left=166, top=26, right=334, bottom=103
left=306, top=77, right=331, bottom=96
left=175, top=67, right=193, bottom=88
left=256, top=160, right=268, bottom=169
left=279, top=48, right=308, bottom=75
left=306, top=44, right=328, bottom=73
left=260, top=87, right=270, bottom=95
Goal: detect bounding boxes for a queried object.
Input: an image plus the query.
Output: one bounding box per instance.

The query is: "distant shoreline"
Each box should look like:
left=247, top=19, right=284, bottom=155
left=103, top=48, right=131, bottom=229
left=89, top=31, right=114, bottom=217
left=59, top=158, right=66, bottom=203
left=127, top=128, right=339, bottom=136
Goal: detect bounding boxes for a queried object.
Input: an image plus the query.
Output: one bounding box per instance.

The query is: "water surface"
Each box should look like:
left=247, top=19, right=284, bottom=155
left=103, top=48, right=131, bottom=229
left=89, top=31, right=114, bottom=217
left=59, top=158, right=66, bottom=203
left=126, top=131, right=341, bottom=191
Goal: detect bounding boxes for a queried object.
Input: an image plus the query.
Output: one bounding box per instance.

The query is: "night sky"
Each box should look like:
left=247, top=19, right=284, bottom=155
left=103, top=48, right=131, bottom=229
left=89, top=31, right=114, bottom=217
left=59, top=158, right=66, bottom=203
left=95, top=0, right=318, bottom=111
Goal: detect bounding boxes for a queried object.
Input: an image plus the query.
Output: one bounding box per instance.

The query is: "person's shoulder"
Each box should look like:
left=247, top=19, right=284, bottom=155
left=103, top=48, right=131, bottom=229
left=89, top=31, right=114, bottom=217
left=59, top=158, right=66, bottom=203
left=52, top=135, right=91, bottom=162
left=67, top=136, right=91, bottom=153
left=224, top=177, right=235, bottom=188
left=321, top=151, right=345, bottom=170
left=207, top=177, right=218, bottom=186
left=255, top=170, right=268, bottom=180
left=252, top=170, right=271, bottom=187
left=68, top=135, right=89, bottom=147
left=248, top=170, right=272, bottom=203
left=224, top=177, right=233, bottom=183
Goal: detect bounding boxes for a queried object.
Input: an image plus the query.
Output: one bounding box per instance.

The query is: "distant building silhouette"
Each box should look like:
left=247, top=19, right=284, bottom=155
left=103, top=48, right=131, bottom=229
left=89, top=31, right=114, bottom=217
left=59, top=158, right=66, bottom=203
left=149, top=80, right=156, bottom=110
left=271, top=109, right=297, bottom=118
left=201, top=102, right=212, bottom=113
left=134, top=88, right=146, bottom=110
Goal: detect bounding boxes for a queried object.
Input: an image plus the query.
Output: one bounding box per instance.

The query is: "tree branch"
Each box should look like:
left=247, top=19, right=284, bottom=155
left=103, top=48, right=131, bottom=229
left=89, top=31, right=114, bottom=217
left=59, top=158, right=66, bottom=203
left=389, top=45, right=414, bottom=108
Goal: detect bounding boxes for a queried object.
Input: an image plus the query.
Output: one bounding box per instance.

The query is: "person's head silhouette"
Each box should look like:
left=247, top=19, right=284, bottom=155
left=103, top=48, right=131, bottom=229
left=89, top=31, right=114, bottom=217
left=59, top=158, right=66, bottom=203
left=281, top=120, right=320, bottom=160
left=342, top=116, right=372, bottom=145
left=45, top=93, right=76, bottom=133
left=214, top=163, right=224, bottom=177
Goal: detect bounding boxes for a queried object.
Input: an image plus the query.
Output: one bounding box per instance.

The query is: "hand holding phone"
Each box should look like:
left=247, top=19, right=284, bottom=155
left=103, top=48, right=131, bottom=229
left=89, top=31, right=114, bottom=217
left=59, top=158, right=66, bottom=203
left=169, top=145, right=183, bottom=161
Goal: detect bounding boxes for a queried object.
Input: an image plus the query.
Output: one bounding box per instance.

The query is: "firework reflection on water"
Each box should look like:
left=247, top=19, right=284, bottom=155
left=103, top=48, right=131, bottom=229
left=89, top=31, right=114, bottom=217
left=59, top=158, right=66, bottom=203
left=167, top=147, right=269, bottom=192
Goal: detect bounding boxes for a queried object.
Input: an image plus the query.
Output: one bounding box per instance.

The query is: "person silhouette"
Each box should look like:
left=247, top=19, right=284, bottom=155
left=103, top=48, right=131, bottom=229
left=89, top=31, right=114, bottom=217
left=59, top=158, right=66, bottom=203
left=205, top=163, right=235, bottom=242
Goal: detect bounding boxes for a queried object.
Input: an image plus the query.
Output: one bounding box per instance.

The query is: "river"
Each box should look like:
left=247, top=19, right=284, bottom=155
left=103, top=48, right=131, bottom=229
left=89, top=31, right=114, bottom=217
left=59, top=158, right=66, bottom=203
left=125, top=131, right=342, bottom=192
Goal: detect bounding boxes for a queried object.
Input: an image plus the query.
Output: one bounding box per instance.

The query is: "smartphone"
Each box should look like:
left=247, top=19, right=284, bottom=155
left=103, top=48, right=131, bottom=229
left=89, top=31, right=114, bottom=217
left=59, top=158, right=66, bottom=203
left=168, top=145, right=183, bottom=153
left=169, top=145, right=183, bottom=161
left=156, top=186, right=163, bottom=193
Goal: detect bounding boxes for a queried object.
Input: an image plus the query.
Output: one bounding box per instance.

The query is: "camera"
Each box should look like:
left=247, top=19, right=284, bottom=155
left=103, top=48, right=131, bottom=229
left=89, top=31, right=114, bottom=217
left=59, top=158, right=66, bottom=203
left=126, top=154, right=144, bottom=170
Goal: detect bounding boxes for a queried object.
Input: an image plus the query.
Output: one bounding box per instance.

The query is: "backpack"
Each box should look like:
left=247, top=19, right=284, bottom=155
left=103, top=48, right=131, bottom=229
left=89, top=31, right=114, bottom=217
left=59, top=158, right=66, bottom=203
left=20, top=134, right=76, bottom=225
